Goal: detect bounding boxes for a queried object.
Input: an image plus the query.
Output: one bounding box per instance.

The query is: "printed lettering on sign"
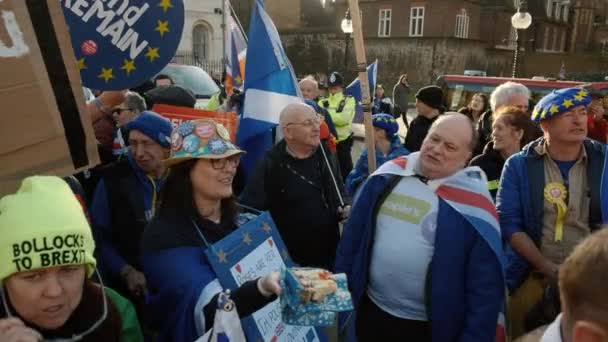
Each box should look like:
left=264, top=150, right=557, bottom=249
left=0, top=0, right=30, bottom=58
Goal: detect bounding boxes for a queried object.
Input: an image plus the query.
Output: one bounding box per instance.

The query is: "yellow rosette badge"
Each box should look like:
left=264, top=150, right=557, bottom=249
left=544, top=182, right=568, bottom=242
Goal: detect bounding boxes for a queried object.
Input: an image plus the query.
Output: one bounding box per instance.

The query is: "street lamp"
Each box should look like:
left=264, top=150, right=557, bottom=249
left=341, top=9, right=353, bottom=72
left=511, top=0, right=532, bottom=78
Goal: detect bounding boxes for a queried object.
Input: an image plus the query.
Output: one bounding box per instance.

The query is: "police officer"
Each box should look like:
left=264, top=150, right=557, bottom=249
left=318, top=71, right=356, bottom=178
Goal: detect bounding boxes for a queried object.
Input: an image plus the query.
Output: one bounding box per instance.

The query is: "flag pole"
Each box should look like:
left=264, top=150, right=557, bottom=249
left=347, top=0, right=376, bottom=172
left=228, top=0, right=248, bottom=43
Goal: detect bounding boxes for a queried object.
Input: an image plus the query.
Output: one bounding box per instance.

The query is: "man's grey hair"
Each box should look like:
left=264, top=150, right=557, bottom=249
left=490, top=82, right=530, bottom=112
left=299, top=76, right=318, bottom=88
left=430, top=112, right=479, bottom=152
left=124, top=91, right=147, bottom=113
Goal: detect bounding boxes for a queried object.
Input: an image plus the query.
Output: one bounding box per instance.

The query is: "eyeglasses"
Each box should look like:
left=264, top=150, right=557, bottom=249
left=1, top=268, right=108, bottom=342
left=286, top=115, right=322, bottom=128
left=211, top=155, right=241, bottom=170
left=113, top=108, right=132, bottom=115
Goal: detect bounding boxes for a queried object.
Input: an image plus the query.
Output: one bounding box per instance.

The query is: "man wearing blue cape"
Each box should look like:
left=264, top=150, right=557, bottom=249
left=335, top=113, right=506, bottom=342
left=497, top=87, right=608, bottom=338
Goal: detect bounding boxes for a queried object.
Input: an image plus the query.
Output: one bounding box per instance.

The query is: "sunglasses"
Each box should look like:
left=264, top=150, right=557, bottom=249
left=113, top=108, right=132, bottom=115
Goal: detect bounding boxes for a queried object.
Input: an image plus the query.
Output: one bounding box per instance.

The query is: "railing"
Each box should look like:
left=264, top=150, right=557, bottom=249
left=171, top=52, right=225, bottom=76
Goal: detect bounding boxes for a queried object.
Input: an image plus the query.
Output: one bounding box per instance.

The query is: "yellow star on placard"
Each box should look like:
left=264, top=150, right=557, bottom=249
left=242, top=232, right=252, bottom=245
left=574, top=94, right=585, bottom=101
left=145, top=47, right=160, bottom=62
left=262, top=222, right=271, bottom=233
left=541, top=110, right=549, bottom=119
left=155, top=20, right=170, bottom=37
left=158, top=0, right=173, bottom=12
left=77, top=57, right=87, bottom=70
left=217, top=249, right=227, bottom=263
left=562, top=99, right=574, bottom=108
left=120, top=59, right=136, bottom=75
left=549, top=105, right=560, bottom=114
left=98, top=67, right=114, bottom=83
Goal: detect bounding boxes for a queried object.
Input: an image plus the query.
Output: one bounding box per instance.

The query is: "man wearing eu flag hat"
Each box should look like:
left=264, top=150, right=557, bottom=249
left=497, top=87, right=608, bottom=338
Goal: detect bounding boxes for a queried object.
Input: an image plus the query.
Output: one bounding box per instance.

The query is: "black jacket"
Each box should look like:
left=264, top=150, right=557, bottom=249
left=239, top=140, right=347, bottom=269
left=475, top=110, right=494, bottom=155
left=404, top=115, right=440, bottom=152
left=468, top=142, right=505, bottom=200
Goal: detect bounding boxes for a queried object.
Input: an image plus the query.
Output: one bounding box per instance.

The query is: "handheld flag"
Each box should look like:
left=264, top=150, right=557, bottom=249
left=345, top=60, right=378, bottom=123
left=237, top=0, right=302, bottom=177
left=224, top=0, right=247, bottom=94
left=196, top=292, right=246, bottom=342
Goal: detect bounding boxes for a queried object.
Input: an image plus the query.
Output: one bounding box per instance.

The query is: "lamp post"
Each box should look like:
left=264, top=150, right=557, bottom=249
left=511, top=0, right=532, bottom=78
left=341, top=9, right=353, bottom=72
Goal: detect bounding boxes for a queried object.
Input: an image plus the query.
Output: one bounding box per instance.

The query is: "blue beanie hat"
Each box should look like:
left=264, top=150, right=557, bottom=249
left=372, top=113, right=399, bottom=137
left=125, top=111, right=172, bottom=148
left=532, top=87, right=591, bottom=122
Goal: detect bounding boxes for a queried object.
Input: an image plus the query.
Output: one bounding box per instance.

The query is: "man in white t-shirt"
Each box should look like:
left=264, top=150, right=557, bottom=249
left=336, top=113, right=505, bottom=342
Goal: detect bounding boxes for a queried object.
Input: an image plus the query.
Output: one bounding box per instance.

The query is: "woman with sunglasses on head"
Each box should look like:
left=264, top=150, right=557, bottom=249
left=0, top=176, right=143, bottom=342
left=141, top=119, right=282, bottom=342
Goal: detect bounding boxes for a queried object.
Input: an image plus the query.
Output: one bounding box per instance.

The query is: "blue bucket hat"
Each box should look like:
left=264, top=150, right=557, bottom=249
left=372, top=113, right=399, bottom=137
left=532, top=87, right=591, bottom=122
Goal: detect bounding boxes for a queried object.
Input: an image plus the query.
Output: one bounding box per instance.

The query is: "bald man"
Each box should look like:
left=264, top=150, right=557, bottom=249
left=240, top=103, right=348, bottom=269
left=336, top=113, right=505, bottom=342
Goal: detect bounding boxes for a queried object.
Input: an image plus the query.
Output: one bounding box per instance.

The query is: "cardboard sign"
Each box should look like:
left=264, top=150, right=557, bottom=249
left=0, top=0, right=99, bottom=196
left=205, top=212, right=321, bottom=342
left=62, top=0, right=184, bottom=90
left=153, top=104, right=238, bottom=143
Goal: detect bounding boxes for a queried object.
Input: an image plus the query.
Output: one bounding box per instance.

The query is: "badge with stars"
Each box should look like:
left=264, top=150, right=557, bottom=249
left=62, top=0, right=185, bottom=90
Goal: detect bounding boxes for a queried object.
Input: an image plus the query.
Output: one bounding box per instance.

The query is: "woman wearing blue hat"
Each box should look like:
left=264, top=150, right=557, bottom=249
left=345, top=113, right=409, bottom=195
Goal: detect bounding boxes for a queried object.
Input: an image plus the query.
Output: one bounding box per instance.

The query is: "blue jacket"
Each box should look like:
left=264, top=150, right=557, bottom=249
left=335, top=173, right=505, bottom=342
left=345, top=135, right=409, bottom=196
left=496, top=138, right=608, bottom=291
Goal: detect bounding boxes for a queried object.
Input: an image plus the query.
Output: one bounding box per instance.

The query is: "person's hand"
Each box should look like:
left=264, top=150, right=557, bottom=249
left=540, top=262, right=559, bottom=282
left=257, top=272, right=281, bottom=298
left=121, top=265, right=147, bottom=297
left=0, top=318, right=42, bottom=342
left=337, top=205, right=351, bottom=222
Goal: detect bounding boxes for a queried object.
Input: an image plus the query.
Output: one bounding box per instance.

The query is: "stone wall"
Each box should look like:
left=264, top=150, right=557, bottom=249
left=282, top=33, right=608, bottom=94
left=282, top=33, right=514, bottom=92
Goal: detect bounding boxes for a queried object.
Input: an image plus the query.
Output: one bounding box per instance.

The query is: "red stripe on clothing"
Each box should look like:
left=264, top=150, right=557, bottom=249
left=391, top=157, right=407, bottom=169
left=436, top=184, right=498, bottom=221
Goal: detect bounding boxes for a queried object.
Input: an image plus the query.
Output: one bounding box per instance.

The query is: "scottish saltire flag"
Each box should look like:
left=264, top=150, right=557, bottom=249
left=224, top=0, right=247, bottom=93
left=238, top=0, right=302, bottom=177
left=196, top=292, right=246, bottom=342
left=374, top=153, right=507, bottom=342
left=345, top=60, right=378, bottom=123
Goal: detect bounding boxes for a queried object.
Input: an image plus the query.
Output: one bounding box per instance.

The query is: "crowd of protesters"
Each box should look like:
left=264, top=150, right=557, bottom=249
left=1, top=65, right=608, bottom=342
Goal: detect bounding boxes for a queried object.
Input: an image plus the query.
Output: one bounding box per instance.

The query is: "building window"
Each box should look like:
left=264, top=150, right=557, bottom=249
left=601, top=40, right=608, bottom=56
left=192, top=23, right=210, bottom=60
left=561, top=5, right=569, bottom=22
left=409, top=7, right=424, bottom=37
left=508, top=27, right=517, bottom=49
left=560, top=29, right=566, bottom=51
left=455, top=9, right=469, bottom=38
left=552, top=27, right=558, bottom=51
left=543, top=26, right=550, bottom=51
left=378, top=9, right=392, bottom=37
left=514, top=0, right=520, bottom=8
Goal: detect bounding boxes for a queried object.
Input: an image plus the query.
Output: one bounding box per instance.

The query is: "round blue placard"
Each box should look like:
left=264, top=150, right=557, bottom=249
left=62, top=0, right=184, bottom=90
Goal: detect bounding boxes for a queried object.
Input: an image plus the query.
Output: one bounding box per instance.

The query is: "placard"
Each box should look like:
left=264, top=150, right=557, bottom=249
left=62, top=0, right=184, bottom=90
left=153, top=104, right=238, bottom=143
left=205, top=212, right=322, bottom=342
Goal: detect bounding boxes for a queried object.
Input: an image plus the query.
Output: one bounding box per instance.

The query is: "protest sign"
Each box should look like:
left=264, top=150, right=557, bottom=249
left=0, top=0, right=99, bottom=196
left=62, top=0, right=184, bottom=90
left=205, top=212, right=321, bottom=342
left=153, top=104, right=238, bottom=143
